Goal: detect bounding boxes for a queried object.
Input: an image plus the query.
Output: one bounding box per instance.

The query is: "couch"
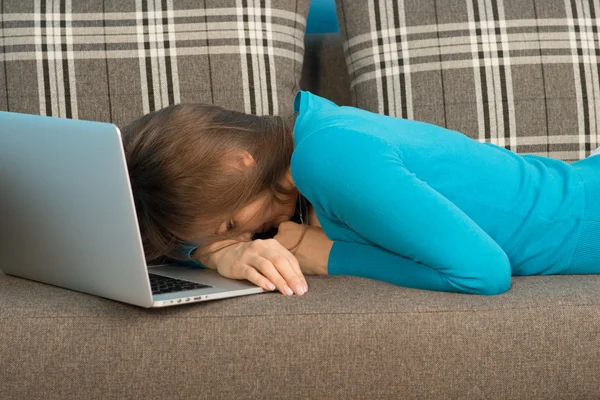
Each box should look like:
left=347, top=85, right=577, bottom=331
left=2, top=0, right=600, bottom=399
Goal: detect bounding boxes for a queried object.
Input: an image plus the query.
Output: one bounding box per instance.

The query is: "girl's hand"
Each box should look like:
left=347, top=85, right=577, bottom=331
left=274, top=221, right=333, bottom=276
left=198, top=239, right=308, bottom=296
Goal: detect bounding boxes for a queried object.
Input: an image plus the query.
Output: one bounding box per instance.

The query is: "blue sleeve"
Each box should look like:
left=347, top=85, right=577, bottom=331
left=167, top=258, right=208, bottom=269
left=166, top=241, right=208, bottom=269
left=291, top=128, right=512, bottom=295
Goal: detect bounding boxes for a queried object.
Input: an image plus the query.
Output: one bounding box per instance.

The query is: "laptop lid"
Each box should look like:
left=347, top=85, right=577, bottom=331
left=0, top=111, right=154, bottom=307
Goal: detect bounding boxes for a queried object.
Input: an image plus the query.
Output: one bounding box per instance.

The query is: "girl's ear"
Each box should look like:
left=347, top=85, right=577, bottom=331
left=222, top=150, right=256, bottom=170
left=239, top=151, right=256, bottom=168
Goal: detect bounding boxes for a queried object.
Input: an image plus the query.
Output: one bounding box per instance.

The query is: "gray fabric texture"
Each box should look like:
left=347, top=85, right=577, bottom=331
left=2, top=268, right=600, bottom=399
left=3, top=3, right=600, bottom=400
left=335, top=0, right=600, bottom=162
left=0, top=0, right=310, bottom=127
left=301, top=33, right=352, bottom=107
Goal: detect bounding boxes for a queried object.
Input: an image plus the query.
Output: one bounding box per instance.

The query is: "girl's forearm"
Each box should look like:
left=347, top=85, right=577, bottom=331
left=194, top=239, right=239, bottom=270
left=295, top=228, right=332, bottom=276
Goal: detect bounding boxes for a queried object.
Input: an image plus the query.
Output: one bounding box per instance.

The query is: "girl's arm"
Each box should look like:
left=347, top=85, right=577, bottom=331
left=291, top=128, right=512, bottom=295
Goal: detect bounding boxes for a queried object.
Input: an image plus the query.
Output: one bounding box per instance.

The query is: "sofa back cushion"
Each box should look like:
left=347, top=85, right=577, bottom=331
left=335, top=0, right=600, bottom=162
left=0, top=0, right=309, bottom=127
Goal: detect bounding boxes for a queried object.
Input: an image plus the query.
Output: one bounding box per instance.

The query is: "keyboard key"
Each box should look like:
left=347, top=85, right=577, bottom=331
left=149, top=273, right=211, bottom=295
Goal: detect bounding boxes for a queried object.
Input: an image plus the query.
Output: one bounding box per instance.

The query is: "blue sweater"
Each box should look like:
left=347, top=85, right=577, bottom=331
left=291, top=90, right=600, bottom=295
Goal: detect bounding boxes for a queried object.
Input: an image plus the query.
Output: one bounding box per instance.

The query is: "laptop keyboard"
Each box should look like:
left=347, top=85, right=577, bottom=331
left=149, top=273, right=212, bottom=295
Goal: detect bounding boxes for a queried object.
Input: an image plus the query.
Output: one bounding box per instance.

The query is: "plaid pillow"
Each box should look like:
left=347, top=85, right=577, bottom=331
left=0, top=0, right=309, bottom=127
left=336, top=0, right=600, bottom=162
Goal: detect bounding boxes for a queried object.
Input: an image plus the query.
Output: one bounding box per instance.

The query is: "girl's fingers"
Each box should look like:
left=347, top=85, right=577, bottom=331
left=249, top=254, right=297, bottom=296
left=282, top=249, right=308, bottom=290
left=260, top=250, right=306, bottom=296
left=244, top=266, right=277, bottom=291
left=266, top=239, right=308, bottom=292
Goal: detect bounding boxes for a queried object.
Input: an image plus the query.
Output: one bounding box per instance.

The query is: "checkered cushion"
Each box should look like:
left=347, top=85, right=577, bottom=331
left=0, top=0, right=309, bottom=127
left=336, top=0, right=600, bottom=162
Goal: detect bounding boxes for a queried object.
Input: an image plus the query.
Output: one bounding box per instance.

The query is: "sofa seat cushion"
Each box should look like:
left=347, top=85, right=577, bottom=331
left=2, top=270, right=600, bottom=399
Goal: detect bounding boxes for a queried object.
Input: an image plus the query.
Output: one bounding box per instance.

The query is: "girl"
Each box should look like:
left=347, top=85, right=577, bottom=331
left=122, top=90, right=600, bottom=297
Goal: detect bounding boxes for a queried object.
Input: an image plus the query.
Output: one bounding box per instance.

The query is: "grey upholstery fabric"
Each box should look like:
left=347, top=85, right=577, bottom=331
left=335, top=0, right=600, bottom=162
left=0, top=0, right=310, bottom=127
left=301, top=33, right=352, bottom=107
left=2, top=269, right=600, bottom=399
left=3, top=3, right=600, bottom=400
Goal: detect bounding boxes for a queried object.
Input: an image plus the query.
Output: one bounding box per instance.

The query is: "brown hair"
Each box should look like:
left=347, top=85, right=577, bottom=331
left=121, top=103, right=308, bottom=263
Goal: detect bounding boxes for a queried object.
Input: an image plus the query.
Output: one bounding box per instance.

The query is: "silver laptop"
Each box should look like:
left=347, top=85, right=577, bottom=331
left=0, top=111, right=266, bottom=308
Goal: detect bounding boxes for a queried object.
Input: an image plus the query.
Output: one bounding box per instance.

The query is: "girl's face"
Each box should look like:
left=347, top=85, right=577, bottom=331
left=217, top=187, right=298, bottom=240
left=213, top=151, right=298, bottom=240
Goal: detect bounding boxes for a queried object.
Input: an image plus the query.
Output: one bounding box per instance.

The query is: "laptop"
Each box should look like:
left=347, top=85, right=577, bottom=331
left=0, top=111, right=267, bottom=308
